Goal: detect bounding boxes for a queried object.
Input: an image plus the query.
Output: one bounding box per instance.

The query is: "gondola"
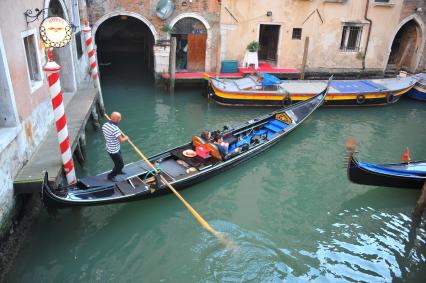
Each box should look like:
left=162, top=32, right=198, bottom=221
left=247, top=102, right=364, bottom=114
left=407, top=72, right=426, bottom=101
left=42, top=86, right=328, bottom=209
left=205, top=73, right=417, bottom=107
left=346, top=151, right=426, bottom=189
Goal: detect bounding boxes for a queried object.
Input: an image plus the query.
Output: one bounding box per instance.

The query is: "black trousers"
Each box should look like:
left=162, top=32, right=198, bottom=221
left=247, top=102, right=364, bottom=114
left=108, top=151, right=124, bottom=179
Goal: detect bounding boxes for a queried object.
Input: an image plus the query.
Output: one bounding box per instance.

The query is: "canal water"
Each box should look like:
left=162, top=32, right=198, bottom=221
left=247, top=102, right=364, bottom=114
left=6, top=57, right=426, bottom=282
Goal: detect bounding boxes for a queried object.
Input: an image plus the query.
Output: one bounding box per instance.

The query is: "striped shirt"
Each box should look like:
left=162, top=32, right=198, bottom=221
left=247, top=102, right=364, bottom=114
left=102, top=122, right=121, bottom=154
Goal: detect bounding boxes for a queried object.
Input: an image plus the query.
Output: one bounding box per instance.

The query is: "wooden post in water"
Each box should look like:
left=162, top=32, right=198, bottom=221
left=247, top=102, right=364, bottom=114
left=169, top=37, right=177, bottom=95
left=413, top=181, right=426, bottom=218
left=79, top=131, right=87, bottom=159
left=216, top=32, right=221, bottom=78
left=74, top=142, right=85, bottom=165
left=91, top=107, right=100, bottom=130
left=300, top=36, right=310, bottom=80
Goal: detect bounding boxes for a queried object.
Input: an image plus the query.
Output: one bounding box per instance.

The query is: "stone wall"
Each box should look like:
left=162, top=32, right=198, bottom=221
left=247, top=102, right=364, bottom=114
left=0, top=100, right=53, bottom=236
left=86, top=0, right=220, bottom=77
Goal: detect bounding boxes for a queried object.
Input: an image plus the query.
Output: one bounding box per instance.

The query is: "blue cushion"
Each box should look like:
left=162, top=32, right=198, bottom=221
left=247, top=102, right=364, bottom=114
left=264, top=123, right=281, bottom=133
left=270, top=119, right=288, bottom=129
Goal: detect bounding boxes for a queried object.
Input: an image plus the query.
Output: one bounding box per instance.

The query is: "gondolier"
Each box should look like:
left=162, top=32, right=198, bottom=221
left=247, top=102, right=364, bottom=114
left=102, top=111, right=128, bottom=181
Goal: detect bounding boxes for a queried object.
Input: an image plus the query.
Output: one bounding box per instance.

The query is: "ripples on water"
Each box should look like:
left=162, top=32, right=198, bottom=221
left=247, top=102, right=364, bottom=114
left=5, top=56, right=426, bottom=282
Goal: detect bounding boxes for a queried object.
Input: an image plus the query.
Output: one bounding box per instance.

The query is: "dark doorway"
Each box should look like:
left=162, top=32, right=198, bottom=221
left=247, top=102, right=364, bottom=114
left=387, top=20, right=420, bottom=72
left=172, top=18, right=207, bottom=71
left=259, top=25, right=280, bottom=65
left=96, top=16, right=155, bottom=74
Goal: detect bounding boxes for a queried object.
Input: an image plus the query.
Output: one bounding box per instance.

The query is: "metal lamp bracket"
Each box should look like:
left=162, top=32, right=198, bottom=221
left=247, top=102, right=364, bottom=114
left=24, top=8, right=49, bottom=25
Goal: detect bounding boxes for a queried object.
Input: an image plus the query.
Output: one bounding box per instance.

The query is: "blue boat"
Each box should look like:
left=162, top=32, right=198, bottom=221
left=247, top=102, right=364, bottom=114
left=407, top=72, right=426, bottom=101
left=347, top=151, right=426, bottom=189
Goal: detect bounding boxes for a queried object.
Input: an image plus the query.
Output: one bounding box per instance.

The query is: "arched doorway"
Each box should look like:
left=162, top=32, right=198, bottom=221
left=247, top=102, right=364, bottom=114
left=387, top=17, right=425, bottom=73
left=95, top=15, right=155, bottom=74
left=47, top=0, right=76, bottom=92
left=171, top=17, right=208, bottom=71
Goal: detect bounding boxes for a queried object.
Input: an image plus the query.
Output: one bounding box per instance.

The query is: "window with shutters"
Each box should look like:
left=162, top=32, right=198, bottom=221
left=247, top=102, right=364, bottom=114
left=21, top=29, right=42, bottom=92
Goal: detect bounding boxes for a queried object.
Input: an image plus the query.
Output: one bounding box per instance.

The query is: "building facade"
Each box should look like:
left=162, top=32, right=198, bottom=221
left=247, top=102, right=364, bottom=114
left=86, top=0, right=221, bottom=79
left=219, top=0, right=425, bottom=75
left=0, top=0, right=89, bottom=237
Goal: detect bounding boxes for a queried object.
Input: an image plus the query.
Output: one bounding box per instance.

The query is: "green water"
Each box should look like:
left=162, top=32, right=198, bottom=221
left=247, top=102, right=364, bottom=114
left=5, top=58, right=426, bottom=282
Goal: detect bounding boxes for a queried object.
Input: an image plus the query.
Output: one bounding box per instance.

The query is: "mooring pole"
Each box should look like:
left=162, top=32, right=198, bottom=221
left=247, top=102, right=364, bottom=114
left=91, top=107, right=100, bottom=130
left=216, top=32, right=221, bottom=78
left=79, top=131, right=87, bottom=159
left=301, top=36, right=310, bottom=80
left=82, top=20, right=105, bottom=115
left=413, top=181, right=426, bottom=218
left=74, top=142, right=85, bottom=165
left=169, top=37, right=177, bottom=95
left=44, top=48, right=77, bottom=185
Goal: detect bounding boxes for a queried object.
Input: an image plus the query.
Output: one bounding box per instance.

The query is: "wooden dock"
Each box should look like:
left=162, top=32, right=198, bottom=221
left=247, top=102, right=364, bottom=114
left=13, top=81, right=100, bottom=194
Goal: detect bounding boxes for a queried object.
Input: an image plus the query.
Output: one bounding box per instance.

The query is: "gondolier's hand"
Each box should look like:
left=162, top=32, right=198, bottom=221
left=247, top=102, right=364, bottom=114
left=118, top=134, right=128, bottom=143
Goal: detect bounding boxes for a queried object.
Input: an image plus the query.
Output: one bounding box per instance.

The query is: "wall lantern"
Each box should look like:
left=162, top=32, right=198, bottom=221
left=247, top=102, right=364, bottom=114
left=266, top=11, right=272, bottom=17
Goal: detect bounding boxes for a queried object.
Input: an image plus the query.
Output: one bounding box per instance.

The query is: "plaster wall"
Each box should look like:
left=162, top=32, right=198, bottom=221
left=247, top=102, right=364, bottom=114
left=221, top=0, right=420, bottom=73
left=0, top=0, right=89, bottom=236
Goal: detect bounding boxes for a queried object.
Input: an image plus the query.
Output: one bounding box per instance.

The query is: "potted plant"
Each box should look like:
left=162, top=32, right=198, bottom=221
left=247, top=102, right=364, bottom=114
left=244, top=41, right=259, bottom=68
left=161, top=24, right=175, bottom=34
left=246, top=41, right=260, bottom=52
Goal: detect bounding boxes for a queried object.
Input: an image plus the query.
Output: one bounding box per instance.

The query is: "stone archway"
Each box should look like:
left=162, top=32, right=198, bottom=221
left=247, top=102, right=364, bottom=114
left=92, top=12, right=158, bottom=74
left=45, top=0, right=77, bottom=92
left=93, top=11, right=159, bottom=43
left=169, top=13, right=212, bottom=71
left=386, top=15, right=425, bottom=73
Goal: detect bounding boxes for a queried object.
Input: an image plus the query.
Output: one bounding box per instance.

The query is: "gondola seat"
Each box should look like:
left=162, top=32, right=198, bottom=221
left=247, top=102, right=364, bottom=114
left=205, top=143, right=222, bottom=160
left=192, top=136, right=206, bottom=148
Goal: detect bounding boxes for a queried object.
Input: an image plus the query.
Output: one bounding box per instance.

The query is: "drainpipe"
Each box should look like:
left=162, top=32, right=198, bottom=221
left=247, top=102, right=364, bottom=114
left=363, top=0, right=372, bottom=70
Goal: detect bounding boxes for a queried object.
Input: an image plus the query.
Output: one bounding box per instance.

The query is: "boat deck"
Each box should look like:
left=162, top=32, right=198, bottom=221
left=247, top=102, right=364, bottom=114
left=161, top=63, right=300, bottom=81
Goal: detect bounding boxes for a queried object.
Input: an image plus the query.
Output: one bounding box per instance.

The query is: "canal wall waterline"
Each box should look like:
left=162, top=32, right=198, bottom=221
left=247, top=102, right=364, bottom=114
left=0, top=80, right=100, bottom=277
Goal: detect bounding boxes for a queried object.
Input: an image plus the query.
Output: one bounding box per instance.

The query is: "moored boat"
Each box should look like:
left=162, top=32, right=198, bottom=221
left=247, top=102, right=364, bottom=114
left=205, top=73, right=417, bottom=107
left=42, top=84, right=329, bottom=209
left=346, top=149, right=426, bottom=189
left=407, top=72, right=426, bottom=101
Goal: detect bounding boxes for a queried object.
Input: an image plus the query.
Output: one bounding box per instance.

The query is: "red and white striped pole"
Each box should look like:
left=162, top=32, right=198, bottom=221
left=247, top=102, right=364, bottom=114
left=44, top=48, right=77, bottom=185
left=82, top=20, right=105, bottom=113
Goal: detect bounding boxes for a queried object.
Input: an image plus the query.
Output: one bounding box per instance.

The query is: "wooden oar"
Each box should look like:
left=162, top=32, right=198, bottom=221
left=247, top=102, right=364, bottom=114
left=104, top=114, right=232, bottom=248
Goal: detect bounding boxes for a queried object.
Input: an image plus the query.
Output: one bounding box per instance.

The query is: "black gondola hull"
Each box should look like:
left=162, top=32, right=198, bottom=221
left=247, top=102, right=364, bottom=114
left=43, top=89, right=328, bottom=209
left=347, top=155, right=426, bottom=189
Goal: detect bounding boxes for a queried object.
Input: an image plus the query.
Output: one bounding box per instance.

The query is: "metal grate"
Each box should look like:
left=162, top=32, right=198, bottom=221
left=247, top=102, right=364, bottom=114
left=172, top=18, right=206, bottom=35
left=340, top=26, right=362, bottom=52
left=292, top=28, right=302, bottom=40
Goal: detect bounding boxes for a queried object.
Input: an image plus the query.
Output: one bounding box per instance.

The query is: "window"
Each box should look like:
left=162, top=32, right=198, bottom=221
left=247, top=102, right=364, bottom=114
left=292, top=28, right=302, bottom=40
left=375, top=0, right=390, bottom=2
left=340, top=25, right=362, bottom=52
left=75, top=31, right=83, bottom=59
left=71, top=0, right=80, bottom=31
left=22, top=30, right=42, bottom=90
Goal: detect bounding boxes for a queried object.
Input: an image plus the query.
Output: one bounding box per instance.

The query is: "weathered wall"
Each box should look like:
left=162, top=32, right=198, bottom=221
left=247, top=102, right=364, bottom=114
left=86, top=0, right=220, bottom=76
left=400, top=0, right=426, bottom=72
left=220, top=0, right=424, bottom=73
left=0, top=0, right=89, bottom=238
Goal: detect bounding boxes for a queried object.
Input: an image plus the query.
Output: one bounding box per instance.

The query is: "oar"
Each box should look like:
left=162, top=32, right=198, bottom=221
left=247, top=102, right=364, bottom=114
left=104, top=114, right=233, bottom=248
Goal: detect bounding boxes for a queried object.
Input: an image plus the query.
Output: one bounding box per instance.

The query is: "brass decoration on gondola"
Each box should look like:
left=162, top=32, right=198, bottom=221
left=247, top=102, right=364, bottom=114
left=275, top=113, right=292, bottom=124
